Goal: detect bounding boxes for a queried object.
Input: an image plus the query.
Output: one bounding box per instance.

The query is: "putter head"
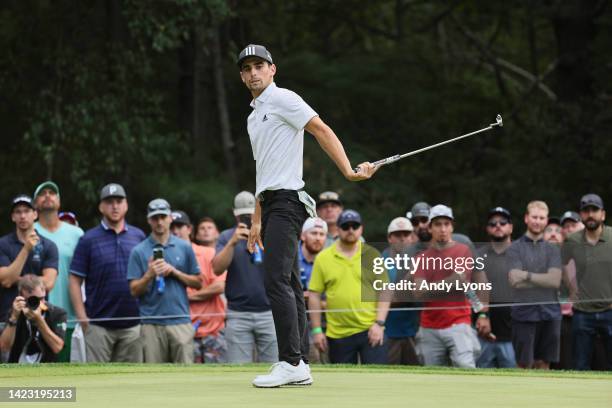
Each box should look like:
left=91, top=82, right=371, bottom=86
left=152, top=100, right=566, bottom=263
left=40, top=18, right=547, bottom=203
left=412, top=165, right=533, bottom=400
left=495, top=114, right=503, bottom=127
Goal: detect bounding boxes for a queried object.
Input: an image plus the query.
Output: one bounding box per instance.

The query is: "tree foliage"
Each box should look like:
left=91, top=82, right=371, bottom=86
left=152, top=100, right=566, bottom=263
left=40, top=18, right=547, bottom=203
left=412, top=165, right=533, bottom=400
left=0, top=0, right=609, bottom=239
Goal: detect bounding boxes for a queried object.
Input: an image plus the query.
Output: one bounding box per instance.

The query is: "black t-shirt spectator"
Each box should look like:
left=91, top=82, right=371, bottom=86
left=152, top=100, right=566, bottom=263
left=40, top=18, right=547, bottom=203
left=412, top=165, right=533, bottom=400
left=0, top=232, right=59, bottom=321
left=477, top=245, right=514, bottom=342
left=7, top=303, right=67, bottom=363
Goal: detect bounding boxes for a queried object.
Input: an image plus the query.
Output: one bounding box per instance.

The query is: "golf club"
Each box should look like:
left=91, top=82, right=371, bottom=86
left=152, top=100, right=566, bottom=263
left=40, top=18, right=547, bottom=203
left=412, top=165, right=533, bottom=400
left=355, top=114, right=503, bottom=173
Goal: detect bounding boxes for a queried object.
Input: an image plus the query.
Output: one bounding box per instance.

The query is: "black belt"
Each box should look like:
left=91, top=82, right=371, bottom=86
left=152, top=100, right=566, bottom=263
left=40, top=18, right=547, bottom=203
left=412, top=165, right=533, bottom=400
left=259, top=189, right=303, bottom=202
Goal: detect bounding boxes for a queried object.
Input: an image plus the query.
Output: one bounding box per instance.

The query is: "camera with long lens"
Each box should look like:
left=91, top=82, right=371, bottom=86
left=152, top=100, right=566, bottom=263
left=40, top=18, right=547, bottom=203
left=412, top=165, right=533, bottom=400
left=26, top=296, right=41, bottom=310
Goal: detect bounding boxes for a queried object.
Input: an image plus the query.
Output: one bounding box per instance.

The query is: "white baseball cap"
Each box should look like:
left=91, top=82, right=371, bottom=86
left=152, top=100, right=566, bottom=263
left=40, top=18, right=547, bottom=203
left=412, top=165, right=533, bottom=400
left=387, top=217, right=413, bottom=235
left=428, top=204, right=454, bottom=222
left=233, top=191, right=256, bottom=216
left=302, top=217, right=328, bottom=234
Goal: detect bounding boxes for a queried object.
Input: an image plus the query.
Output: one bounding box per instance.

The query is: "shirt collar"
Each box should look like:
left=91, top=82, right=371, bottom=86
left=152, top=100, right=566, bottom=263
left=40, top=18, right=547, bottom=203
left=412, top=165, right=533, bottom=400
left=331, top=240, right=362, bottom=260
left=147, top=234, right=176, bottom=248
left=100, top=220, right=128, bottom=232
left=522, top=234, right=544, bottom=243
left=579, top=225, right=611, bottom=243
left=250, top=82, right=277, bottom=108
left=484, top=242, right=508, bottom=255
left=298, top=243, right=312, bottom=265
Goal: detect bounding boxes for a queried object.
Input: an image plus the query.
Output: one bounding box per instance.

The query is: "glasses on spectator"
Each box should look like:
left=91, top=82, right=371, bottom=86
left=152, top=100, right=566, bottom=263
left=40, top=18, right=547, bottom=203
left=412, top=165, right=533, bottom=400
left=487, top=220, right=509, bottom=227
left=411, top=217, right=428, bottom=226
left=545, top=226, right=562, bottom=233
left=340, top=222, right=361, bottom=231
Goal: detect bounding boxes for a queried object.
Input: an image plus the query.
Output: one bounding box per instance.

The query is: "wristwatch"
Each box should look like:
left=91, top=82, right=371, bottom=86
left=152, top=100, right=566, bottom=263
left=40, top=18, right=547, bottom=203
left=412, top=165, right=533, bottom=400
left=7, top=318, right=17, bottom=327
left=375, top=320, right=385, bottom=327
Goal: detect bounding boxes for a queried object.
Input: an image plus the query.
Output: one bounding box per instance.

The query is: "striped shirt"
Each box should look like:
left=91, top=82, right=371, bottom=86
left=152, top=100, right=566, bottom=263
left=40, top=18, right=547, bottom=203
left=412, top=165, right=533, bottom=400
left=70, top=222, right=145, bottom=328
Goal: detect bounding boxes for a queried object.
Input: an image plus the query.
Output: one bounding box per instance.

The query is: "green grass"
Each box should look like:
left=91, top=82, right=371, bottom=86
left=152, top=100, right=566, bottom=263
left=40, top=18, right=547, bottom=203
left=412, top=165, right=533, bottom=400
left=1, top=364, right=611, bottom=408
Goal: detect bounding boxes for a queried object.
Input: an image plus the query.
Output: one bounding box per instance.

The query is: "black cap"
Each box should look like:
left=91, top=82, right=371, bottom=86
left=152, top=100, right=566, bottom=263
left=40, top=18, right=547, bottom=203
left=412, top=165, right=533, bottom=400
left=11, top=194, right=34, bottom=210
left=171, top=210, right=192, bottom=226
left=580, top=193, right=604, bottom=210
left=410, top=202, right=431, bottom=220
left=560, top=211, right=580, bottom=225
left=547, top=216, right=561, bottom=226
left=237, top=44, right=273, bottom=68
left=337, top=209, right=362, bottom=227
left=100, top=183, right=127, bottom=201
left=488, top=206, right=512, bottom=222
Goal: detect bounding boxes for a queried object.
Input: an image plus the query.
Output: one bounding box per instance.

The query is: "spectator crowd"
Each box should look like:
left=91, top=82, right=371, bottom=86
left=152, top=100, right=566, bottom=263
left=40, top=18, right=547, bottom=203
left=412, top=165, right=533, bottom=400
left=0, top=181, right=610, bottom=372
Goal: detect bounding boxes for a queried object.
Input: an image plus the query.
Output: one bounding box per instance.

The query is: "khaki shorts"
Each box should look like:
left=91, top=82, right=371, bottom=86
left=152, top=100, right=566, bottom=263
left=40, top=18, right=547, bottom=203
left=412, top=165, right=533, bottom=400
left=141, top=323, right=194, bottom=364
left=85, top=324, right=142, bottom=363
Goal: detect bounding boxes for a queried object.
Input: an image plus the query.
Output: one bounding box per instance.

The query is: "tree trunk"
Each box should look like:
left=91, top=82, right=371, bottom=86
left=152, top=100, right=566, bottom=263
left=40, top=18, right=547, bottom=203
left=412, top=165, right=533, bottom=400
left=211, top=22, right=237, bottom=186
left=550, top=0, right=601, bottom=101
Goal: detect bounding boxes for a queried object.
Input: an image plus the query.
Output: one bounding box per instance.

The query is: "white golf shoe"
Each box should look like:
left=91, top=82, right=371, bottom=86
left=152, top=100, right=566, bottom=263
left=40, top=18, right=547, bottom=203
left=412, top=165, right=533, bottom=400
left=289, top=360, right=313, bottom=386
left=252, top=360, right=311, bottom=388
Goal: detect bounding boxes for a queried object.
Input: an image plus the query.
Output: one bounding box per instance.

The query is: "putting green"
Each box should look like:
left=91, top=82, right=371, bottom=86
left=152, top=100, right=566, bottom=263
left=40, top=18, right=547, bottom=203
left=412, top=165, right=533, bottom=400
left=1, top=364, right=610, bottom=408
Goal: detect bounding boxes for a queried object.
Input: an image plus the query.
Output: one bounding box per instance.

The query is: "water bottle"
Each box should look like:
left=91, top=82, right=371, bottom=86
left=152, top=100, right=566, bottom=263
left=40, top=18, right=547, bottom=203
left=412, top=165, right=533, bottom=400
left=156, top=276, right=165, bottom=294
left=252, top=243, right=263, bottom=265
left=31, top=242, right=42, bottom=273
left=465, top=289, right=484, bottom=313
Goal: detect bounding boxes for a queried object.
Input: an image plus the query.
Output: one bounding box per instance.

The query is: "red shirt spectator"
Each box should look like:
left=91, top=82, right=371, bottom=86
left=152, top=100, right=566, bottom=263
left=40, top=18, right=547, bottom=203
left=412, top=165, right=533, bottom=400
left=415, top=243, right=472, bottom=329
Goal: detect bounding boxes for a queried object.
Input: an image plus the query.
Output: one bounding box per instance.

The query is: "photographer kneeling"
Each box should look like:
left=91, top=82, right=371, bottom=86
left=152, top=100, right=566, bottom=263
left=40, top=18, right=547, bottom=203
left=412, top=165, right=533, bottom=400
left=0, top=274, right=66, bottom=363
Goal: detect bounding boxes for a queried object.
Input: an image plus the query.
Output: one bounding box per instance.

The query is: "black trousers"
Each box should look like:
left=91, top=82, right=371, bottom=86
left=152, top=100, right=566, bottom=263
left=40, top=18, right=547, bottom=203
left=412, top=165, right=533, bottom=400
left=261, top=189, right=308, bottom=365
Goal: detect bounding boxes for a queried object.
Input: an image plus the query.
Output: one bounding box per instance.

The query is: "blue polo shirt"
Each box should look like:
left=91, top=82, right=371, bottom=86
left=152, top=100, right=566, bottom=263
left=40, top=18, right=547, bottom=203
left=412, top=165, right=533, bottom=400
left=127, top=234, right=199, bottom=325
left=70, top=222, right=145, bottom=328
left=299, top=243, right=314, bottom=290
left=506, top=234, right=562, bottom=322
left=0, top=232, right=59, bottom=321
left=382, top=248, right=419, bottom=338
left=216, top=228, right=270, bottom=312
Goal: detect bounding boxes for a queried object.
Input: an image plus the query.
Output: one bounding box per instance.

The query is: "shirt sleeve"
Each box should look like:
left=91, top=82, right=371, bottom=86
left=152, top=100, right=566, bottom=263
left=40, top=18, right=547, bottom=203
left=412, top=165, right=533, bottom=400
left=308, top=256, right=325, bottom=293
left=461, top=244, right=473, bottom=281
left=70, top=236, right=90, bottom=277
left=126, top=248, right=145, bottom=281
left=185, top=245, right=200, bottom=276
left=42, top=239, right=59, bottom=270
left=560, top=240, right=575, bottom=265
left=0, top=242, right=11, bottom=267
left=216, top=231, right=229, bottom=254
left=49, top=307, right=68, bottom=341
left=364, top=247, right=388, bottom=286
left=505, top=241, right=523, bottom=270
left=278, top=90, right=318, bottom=131
left=547, top=243, right=562, bottom=269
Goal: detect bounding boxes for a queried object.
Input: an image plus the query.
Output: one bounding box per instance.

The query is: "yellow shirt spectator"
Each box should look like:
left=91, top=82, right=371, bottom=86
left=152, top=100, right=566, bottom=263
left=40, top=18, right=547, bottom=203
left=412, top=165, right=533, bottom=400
left=309, top=241, right=388, bottom=339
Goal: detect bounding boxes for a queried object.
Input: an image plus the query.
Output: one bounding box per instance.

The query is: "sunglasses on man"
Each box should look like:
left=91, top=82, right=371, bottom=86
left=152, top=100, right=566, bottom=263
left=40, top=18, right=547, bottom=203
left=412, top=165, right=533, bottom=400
left=487, top=220, right=509, bottom=227
left=340, top=222, right=361, bottom=231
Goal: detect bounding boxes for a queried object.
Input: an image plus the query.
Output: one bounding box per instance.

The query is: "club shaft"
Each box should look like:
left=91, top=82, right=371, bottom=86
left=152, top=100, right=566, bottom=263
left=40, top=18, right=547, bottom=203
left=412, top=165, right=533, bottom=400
left=355, top=115, right=503, bottom=172
left=396, top=124, right=494, bottom=160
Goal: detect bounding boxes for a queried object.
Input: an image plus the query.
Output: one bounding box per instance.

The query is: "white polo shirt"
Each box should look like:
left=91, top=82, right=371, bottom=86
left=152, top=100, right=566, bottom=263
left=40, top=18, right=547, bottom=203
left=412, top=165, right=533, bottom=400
left=247, top=82, right=318, bottom=197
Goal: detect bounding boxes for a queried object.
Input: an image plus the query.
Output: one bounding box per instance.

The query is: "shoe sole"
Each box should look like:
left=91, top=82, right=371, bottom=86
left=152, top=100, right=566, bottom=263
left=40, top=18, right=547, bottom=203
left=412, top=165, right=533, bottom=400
left=252, top=377, right=312, bottom=388
left=286, top=379, right=313, bottom=386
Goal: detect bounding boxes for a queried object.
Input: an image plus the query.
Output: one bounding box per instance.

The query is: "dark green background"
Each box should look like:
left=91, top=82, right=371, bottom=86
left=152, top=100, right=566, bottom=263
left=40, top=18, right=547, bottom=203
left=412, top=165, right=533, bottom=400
left=0, top=0, right=609, bottom=240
